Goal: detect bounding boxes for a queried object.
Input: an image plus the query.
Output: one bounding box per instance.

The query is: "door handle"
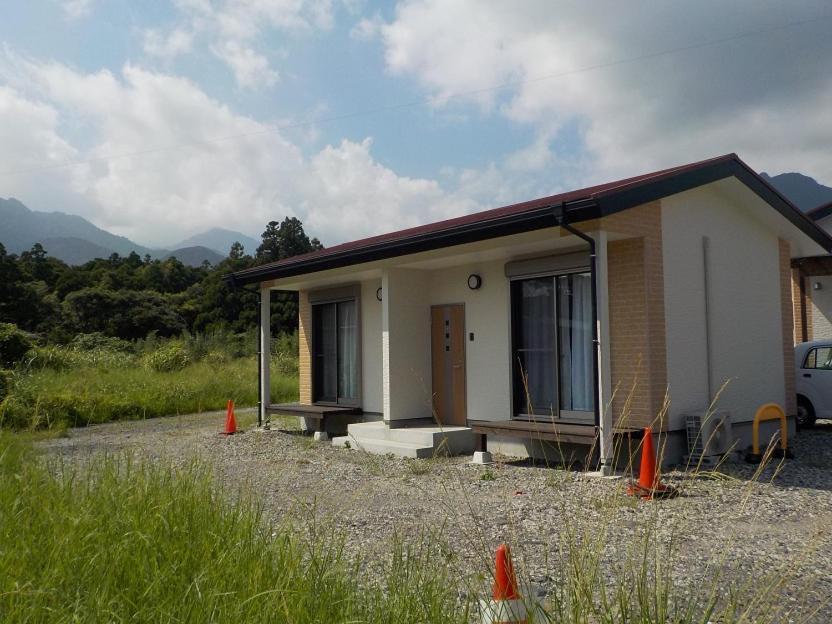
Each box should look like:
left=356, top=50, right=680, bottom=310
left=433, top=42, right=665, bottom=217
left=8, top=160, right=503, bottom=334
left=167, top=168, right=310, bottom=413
left=803, top=373, right=812, bottom=378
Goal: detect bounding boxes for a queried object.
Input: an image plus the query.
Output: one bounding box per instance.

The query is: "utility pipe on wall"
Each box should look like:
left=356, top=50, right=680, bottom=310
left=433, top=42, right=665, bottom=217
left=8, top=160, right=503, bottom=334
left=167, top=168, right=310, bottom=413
left=553, top=205, right=608, bottom=470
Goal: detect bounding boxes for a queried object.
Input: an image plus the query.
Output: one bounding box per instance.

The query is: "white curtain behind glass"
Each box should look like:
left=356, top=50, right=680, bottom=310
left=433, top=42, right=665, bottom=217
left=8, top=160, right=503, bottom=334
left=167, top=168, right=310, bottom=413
left=337, top=301, right=358, bottom=400
left=558, top=274, right=593, bottom=412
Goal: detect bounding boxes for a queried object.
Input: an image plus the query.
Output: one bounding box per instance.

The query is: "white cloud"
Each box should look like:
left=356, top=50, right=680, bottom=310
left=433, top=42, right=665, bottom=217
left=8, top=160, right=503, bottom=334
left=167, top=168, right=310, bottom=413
left=61, top=0, right=94, bottom=19
left=211, top=40, right=278, bottom=88
left=145, top=0, right=339, bottom=89
left=0, top=59, right=487, bottom=247
left=377, top=0, right=832, bottom=184
left=143, top=28, right=194, bottom=60
left=350, top=13, right=382, bottom=41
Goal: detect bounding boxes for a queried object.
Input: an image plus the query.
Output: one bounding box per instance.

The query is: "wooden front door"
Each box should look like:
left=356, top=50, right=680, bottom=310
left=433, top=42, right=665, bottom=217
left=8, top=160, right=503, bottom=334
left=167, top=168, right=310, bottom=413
left=431, top=304, right=466, bottom=426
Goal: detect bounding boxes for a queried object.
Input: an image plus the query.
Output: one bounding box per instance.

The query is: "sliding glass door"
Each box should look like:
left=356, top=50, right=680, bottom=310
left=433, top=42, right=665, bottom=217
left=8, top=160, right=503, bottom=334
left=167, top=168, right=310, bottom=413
left=511, top=271, right=593, bottom=420
left=313, top=300, right=359, bottom=405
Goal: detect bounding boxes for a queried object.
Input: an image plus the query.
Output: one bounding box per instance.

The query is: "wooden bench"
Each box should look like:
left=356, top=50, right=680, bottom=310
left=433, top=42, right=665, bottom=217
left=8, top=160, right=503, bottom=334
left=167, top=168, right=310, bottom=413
left=467, top=418, right=599, bottom=452
left=266, top=403, right=362, bottom=432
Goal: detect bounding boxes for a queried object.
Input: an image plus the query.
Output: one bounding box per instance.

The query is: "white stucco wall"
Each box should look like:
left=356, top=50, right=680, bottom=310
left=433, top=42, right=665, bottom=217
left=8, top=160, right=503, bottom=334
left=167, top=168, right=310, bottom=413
left=382, top=268, right=432, bottom=421
left=360, top=279, right=383, bottom=414
left=426, top=259, right=512, bottom=422
left=810, top=276, right=832, bottom=340
left=662, top=187, right=786, bottom=429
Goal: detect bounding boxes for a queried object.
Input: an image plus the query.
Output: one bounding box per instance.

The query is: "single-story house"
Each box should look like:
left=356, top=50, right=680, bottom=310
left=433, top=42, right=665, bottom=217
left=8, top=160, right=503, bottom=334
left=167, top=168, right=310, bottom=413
left=793, top=201, right=832, bottom=342
left=229, top=154, right=832, bottom=468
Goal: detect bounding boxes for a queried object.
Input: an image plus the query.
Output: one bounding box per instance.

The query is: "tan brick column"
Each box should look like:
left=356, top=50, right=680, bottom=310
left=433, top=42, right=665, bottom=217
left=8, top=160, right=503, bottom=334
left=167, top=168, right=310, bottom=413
left=779, top=240, right=797, bottom=417
left=604, top=201, right=668, bottom=430
left=298, top=290, right=313, bottom=404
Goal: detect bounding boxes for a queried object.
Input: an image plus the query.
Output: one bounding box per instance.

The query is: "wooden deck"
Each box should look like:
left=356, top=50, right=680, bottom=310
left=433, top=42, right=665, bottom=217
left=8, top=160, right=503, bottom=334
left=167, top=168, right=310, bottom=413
left=266, top=402, right=361, bottom=419
left=468, top=418, right=599, bottom=446
left=265, top=403, right=362, bottom=432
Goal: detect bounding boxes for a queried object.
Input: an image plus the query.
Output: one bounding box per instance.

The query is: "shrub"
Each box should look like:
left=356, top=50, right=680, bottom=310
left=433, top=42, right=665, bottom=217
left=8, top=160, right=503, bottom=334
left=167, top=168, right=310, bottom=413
left=204, top=350, right=230, bottom=367
left=0, top=324, right=33, bottom=368
left=143, top=342, right=191, bottom=372
left=25, top=344, right=135, bottom=372
left=0, top=370, right=12, bottom=402
left=70, top=332, right=133, bottom=353
left=272, top=351, right=298, bottom=376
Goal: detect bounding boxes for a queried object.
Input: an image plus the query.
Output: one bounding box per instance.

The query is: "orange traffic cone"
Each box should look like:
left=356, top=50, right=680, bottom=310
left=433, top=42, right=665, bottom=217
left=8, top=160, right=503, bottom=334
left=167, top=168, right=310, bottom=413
left=220, top=400, right=237, bottom=435
left=626, top=427, right=676, bottom=499
left=480, top=544, right=528, bottom=623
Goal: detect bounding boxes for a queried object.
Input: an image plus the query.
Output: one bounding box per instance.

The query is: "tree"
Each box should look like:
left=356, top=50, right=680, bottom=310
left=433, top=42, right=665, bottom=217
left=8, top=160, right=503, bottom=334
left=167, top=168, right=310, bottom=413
left=256, top=217, right=322, bottom=264
left=228, top=241, right=245, bottom=260
left=0, top=244, right=43, bottom=330
left=63, top=288, right=186, bottom=339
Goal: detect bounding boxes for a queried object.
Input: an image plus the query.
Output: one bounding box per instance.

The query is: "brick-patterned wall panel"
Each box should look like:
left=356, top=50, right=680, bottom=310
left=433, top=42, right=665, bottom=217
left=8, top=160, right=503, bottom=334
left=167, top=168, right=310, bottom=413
left=791, top=269, right=805, bottom=344
left=603, top=201, right=668, bottom=430
left=607, top=238, right=653, bottom=429
left=298, top=290, right=313, bottom=405
left=779, top=240, right=797, bottom=416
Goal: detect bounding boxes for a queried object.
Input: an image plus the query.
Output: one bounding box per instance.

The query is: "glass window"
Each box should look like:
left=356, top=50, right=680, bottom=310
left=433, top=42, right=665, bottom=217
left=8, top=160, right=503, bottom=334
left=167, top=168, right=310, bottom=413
left=313, top=300, right=359, bottom=404
left=804, top=347, right=832, bottom=370
left=558, top=274, right=594, bottom=412
left=511, top=272, right=594, bottom=419
left=511, top=278, right=556, bottom=415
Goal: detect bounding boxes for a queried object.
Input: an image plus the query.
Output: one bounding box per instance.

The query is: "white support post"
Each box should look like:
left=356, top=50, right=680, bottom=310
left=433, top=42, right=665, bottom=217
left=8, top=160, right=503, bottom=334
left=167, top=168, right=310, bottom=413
left=596, top=231, right=615, bottom=474
left=259, top=287, right=271, bottom=429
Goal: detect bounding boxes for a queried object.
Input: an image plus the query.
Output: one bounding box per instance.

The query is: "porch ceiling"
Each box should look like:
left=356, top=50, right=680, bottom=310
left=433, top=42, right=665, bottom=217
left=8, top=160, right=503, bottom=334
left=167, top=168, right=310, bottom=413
left=793, top=255, right=832, bottom=275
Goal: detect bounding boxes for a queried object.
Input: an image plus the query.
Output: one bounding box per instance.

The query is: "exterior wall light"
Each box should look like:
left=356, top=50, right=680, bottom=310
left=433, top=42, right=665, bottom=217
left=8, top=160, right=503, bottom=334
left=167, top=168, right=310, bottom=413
left=814, top=282, right=823, bottom=291
left=376, top=287, right=383, bottom=301
left=467, top=274, right=482, bottom=290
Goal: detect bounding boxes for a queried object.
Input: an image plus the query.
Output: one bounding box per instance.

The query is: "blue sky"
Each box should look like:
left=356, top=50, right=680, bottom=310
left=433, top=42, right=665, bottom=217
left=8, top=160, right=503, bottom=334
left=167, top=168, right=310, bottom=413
left=1, top=1, right=830, bottom=247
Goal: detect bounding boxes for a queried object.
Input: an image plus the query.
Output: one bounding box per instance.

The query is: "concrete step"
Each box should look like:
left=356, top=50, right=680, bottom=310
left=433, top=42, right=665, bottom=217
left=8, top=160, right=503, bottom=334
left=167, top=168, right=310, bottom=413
left=344, top=421, right=475, bottom=454
left=333, top=421, right=476, bottom=458
left=331, top=435, right=434, bottom=459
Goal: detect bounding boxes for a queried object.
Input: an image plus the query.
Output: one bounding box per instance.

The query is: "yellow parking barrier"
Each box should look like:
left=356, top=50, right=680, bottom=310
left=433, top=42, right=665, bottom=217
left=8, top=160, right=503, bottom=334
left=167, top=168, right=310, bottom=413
left=745, top=403, right=793, bottom=463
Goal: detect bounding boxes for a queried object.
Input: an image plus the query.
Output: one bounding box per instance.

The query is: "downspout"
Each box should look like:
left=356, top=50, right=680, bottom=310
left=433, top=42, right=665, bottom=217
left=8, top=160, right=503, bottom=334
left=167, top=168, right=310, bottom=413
left=553, top=205, right=601, bottom=434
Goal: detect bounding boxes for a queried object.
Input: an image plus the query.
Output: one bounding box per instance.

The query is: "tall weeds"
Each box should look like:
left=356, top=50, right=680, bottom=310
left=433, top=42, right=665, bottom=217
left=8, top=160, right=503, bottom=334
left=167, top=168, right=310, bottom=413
left=0, top=433, right=469, bottom=623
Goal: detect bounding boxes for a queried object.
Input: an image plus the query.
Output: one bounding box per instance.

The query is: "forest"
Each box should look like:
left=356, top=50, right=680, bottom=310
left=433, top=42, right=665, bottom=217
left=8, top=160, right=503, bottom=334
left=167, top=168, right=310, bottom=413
left=0, top=216, right=321, bottom=342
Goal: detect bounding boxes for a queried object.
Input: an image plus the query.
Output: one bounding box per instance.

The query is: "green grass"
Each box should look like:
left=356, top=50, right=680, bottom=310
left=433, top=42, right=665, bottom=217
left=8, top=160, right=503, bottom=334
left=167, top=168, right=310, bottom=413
left=0, top=433, right=470, bottom=623
left=0, top=356, right=297, bottom=429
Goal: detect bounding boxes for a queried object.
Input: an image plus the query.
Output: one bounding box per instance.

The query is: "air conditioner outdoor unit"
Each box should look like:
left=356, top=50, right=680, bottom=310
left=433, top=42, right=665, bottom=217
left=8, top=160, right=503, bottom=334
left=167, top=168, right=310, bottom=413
left=684, top=410, right=733, bottom=466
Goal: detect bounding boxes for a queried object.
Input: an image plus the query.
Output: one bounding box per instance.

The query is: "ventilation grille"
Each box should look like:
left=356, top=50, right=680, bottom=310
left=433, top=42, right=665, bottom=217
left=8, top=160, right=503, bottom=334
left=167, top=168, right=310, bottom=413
left=685, top=410, right=732, bottom=461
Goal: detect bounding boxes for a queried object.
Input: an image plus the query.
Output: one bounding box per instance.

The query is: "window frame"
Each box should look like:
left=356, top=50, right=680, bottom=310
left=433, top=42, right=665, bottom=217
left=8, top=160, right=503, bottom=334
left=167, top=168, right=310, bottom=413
left=803, top=346, right=832, bottom=371
left=309, top=285, right=362, bottom=408
left=508, top=261, right=595, bottom=424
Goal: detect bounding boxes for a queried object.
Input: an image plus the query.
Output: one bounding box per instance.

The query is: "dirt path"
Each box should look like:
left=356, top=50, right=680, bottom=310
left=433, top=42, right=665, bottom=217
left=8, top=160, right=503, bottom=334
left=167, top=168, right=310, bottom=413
left=39, top=413, right=832, bottom=621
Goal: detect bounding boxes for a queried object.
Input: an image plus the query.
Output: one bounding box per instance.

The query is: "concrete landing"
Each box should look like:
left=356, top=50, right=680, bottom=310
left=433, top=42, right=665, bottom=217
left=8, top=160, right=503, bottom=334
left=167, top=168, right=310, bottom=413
left=332, top=421, right=475, bottom=458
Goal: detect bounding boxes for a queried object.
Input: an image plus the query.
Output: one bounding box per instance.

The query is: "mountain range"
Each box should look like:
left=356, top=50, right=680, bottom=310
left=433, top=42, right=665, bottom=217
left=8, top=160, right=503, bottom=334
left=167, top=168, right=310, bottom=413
left=760, top=172, right=832, bottom=211
left=1, top=171, right=830, bottom=266
left=0, top=197, right=258, bottom=266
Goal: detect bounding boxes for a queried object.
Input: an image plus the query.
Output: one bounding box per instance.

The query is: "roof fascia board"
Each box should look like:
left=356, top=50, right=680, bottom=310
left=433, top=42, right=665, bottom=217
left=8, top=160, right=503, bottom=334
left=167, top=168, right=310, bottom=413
left=229, top=200, right=600, bottom=284
left=596, top=160, right=832, bottom=252
left=229, top=156, right=832, bottom=286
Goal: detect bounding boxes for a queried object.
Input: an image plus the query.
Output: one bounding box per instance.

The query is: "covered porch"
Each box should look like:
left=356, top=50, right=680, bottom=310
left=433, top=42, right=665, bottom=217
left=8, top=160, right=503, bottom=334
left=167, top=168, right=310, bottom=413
left=248, top=201, right=669, bottom=469
left=251, top=217, right=635, bottom=466
left=792, top=255, right=832, bottom=342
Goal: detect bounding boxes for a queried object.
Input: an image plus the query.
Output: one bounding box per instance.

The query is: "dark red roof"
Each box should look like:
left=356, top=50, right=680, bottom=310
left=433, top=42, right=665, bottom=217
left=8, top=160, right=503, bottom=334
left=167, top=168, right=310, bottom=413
left=230, top=153, right=832, bottom=284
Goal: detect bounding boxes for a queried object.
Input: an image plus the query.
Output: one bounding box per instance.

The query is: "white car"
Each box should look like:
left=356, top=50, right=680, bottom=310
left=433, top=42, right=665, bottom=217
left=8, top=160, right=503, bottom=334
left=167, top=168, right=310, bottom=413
left=795, top=340, right=832, bottom=427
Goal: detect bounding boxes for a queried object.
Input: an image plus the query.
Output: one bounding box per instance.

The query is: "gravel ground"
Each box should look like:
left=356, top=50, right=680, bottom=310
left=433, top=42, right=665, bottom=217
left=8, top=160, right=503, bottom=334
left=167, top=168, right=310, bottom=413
left=38, top=413, right=832, bottom=621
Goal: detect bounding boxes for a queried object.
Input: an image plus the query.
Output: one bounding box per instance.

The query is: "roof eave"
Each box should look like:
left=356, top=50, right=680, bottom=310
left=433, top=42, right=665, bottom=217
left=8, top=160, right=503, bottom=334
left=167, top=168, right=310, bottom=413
left=227, top=199, right=600, bottom=285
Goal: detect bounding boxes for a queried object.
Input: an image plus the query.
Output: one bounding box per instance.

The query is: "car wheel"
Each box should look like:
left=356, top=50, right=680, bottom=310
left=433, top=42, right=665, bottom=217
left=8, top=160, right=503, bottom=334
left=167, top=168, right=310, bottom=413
left=797, top=397, right=816, bottom=429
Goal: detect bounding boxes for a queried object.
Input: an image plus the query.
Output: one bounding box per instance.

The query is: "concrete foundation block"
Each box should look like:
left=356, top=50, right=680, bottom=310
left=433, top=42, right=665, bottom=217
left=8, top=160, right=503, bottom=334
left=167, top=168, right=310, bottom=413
left=313, top=431, right=329, bottom=442
left=471, top=450, right=493, bottom=464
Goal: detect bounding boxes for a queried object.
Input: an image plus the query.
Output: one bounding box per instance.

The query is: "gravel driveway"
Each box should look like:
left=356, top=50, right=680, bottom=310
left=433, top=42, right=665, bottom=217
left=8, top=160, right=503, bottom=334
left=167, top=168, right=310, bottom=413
left=38, top=413, right=832, bottom=621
